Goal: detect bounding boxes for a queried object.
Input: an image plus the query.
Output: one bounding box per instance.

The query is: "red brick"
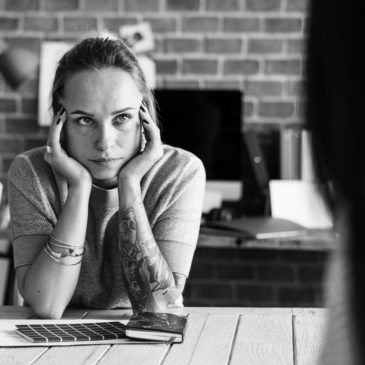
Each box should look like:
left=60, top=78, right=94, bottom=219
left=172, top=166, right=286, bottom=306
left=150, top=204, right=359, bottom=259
left=165, top=37, right=202, bottom=53
left=102, top=17, right=137, bottom=32
left=183, top=59, right=218, bottom=75
left=277, top=286, right=316, bottom=305
left=5, top=117, right=38, bottom=134
left=257, top=264, right=294, bottom=282
left=163, top=79, right=200, bottom=89
left=287, top=38, right=305, bottom=54
left=181, top=16, right=219, bottom=32
left=64, top=17, right=97, bottom=32
left=279, top=250, right=328, bottom=262
left=258, top=101, right=295, bottom=118
left=204, top=79, right=243, bottom=89
left=166, top=0, right=199, bottom=11
left=5, top=37, right=41, bottom=53
left=287, top=0, right=307, bottom=11
left=246, top=80, right=282, bottom=97
left=206, top=0, right=240, bottom=11
left=45, top=0, right=78, bottom=11
left=244, top=101, right=254, bottom=117
left=17, top=78, right=39, bottom=96
left=298, top=265, right=325, bottom=283
left=155, top=59, right=178, bottom=75
left=154, top=38, right=164, bottom=53
left=248, top=38, right=283, bottom=54
left=265, top=18, right=302, bottom=33
left=205, top=37, right=242, bottom=54
left=24, top=16, right=58, bottom=32
left=21, top=98, right=38, bottom=114
left=236, top=249, right=280, bottom=261
left=6, top=0, right=39, bottom=10
left=189, top=262, right=214, bottom=278
left=237, top=284, right=274, bottom=301
left=0, top=98, right=17, bottom=113
left=216, top=264, right=253, bottom=279
left=0, top=17, right=19, bottom=30
left=194, top=283, right=233, bottom=299
left=0, top=138, right=24, bottom=153
left=223, top=17, right=260, bottom=33
left=83, top=0, right=119, bottom=11
left=297, top=99, right=306, bottom=117
left=246, top=0, right=281, bottom=11
left=265, top=59, right=301, bottom=75
left=224, top=59, right=259, bottom=75
left=193, top=247, right=238, bottom=260
left=284, top=80, right=304, bottom=96
left=25, top=137, right=48, bottom=151
left=145, top=17, right=176, bottom=33
left=125, top=0, right=159, bottom=11
left=2, top=156, right=18, bottom=173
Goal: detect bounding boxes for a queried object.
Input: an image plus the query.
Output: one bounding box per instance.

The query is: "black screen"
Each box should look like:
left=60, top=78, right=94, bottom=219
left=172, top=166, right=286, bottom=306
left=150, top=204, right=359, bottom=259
left=154, top=89, right=243, bottom=181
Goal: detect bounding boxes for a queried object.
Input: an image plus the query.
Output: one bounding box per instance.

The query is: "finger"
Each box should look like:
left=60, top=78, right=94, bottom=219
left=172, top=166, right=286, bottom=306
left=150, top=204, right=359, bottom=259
left=139, top=102, right=154, bottom=124
left=46, top=107, right=64, bottom=151
left=47, top=108, right=66, bottom=154
left=142, top=119, right=162, bottom=148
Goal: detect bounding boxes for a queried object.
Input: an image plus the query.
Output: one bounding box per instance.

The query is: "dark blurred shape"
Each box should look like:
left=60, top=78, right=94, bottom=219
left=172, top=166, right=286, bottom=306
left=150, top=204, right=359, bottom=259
left=0, top=46, right=38, bottom=89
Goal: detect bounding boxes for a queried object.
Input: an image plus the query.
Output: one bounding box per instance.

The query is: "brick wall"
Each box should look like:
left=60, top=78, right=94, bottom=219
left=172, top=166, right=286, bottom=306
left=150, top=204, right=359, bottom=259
left=0, top=0, right=316, bottom=307
left=185, top=247, right=329, bottom=307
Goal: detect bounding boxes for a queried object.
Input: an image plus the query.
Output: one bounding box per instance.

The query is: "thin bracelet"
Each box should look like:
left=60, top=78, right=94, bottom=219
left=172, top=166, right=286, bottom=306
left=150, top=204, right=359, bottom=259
left=48, top=241, right=84, bottom=257
left=50, top=235, right=85, bottom=249
left=43, top=245, right=83, bottom=266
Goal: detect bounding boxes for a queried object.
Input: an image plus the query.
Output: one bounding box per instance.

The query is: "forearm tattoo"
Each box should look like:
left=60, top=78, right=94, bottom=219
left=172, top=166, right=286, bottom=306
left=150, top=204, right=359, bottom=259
left=119, top=207, right=174, bottom=312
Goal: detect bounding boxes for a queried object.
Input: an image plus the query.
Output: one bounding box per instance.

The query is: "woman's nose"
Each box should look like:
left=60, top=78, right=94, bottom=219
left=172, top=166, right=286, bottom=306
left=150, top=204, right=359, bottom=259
left=94, top=126, right=115, bottom=151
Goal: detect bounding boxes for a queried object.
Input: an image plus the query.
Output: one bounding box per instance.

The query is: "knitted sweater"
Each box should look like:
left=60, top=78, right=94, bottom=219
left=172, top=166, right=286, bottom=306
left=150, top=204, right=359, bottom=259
left=8, top=145, right=205, bottom=309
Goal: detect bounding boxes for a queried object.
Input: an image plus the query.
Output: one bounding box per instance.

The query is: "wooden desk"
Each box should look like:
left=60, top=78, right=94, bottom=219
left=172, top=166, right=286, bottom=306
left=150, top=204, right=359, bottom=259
left=0, top=306, right=327, bottom=365
left=199, top=229, right=335, bottom=251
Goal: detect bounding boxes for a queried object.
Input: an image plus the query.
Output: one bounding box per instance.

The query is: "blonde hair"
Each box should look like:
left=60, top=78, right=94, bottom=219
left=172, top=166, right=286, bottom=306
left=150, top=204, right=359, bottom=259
left=51, top=36, right=158, bottom=125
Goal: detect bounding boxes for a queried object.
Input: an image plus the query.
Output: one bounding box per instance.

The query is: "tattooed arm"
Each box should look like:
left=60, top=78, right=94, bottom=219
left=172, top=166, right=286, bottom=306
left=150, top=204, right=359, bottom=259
left=118, top=102, right=188, bottom=312
left=118, top=180, right=183, bottom=312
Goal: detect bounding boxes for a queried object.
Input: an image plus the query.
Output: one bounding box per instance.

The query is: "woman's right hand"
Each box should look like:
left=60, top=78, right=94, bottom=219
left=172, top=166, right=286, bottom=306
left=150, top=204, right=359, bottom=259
left=44, top=106, right=92, bottom=189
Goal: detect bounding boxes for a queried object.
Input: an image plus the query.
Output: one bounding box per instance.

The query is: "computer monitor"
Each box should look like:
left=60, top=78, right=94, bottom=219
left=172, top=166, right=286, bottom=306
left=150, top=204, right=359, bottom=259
left=154, top=89, right=244, bottom=207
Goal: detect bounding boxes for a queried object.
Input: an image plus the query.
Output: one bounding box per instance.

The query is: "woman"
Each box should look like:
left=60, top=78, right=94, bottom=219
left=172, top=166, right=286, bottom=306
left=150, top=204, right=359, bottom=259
left=8, top=37, right=205, bottom=319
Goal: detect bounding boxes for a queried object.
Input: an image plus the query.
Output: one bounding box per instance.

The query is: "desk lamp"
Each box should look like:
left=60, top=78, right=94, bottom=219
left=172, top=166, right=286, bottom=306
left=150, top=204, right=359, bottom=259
left=0, top=40, right=38, bottom=89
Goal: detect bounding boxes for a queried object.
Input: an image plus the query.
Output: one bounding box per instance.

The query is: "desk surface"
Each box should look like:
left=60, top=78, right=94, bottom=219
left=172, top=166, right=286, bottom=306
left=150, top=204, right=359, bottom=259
left=199, top=229, right=335, bottom=251
left=0, top=306, right=327, bottom=365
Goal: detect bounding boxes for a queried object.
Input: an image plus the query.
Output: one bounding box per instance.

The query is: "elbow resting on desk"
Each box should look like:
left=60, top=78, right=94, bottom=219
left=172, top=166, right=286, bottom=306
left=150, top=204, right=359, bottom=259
left=16, top=263, right=79, bottom=320
left=19, top=282, right=67, bottom=320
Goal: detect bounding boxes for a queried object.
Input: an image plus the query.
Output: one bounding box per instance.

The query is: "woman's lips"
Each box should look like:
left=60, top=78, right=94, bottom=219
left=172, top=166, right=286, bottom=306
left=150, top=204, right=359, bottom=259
left=89, top=158, right=122, bottom=167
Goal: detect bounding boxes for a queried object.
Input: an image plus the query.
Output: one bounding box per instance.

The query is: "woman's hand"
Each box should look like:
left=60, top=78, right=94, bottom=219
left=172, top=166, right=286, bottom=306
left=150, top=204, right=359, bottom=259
left=118, top=103, right=163, bottom=184
left=44, top=106, right=92, bottom=189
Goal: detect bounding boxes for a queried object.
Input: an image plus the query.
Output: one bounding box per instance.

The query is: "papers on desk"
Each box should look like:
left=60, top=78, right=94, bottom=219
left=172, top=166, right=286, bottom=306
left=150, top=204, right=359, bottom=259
left=201, top=216, right=308, bottom=240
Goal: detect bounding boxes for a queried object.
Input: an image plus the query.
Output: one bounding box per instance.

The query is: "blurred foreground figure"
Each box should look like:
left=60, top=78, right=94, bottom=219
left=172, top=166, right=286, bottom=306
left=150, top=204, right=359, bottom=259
left=306, top=0, right=363, bottom=364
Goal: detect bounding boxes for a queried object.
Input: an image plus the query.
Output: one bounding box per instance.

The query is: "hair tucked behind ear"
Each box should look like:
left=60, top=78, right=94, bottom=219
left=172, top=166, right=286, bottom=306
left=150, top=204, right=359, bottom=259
left=51, top=37, right=158, bottom=125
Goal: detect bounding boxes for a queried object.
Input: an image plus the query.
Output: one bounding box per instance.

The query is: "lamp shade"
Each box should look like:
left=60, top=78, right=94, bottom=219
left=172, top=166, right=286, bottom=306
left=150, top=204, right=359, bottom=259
left=0, top=48, right=38, bottom=89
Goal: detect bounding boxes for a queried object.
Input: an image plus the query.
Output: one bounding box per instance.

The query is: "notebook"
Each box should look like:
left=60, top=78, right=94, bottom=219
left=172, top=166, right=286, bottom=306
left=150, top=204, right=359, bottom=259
left=126, top=312, right=188, bottom=343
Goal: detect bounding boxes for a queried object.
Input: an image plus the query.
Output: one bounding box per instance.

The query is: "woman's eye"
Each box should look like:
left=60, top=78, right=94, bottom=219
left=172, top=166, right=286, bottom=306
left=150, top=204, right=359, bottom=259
left=114, top=114, right=132, bottom=124
left=77, top=117, right=94, bottom=126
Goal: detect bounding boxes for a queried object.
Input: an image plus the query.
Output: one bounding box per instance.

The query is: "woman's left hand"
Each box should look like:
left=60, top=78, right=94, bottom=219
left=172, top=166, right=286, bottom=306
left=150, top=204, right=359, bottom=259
left=118, top=104, right=163, bottom=184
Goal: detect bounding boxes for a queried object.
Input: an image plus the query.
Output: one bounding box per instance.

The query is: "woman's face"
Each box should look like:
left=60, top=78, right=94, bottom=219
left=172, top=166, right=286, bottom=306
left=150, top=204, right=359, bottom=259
left=61, top=67, right=143, bottom=188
